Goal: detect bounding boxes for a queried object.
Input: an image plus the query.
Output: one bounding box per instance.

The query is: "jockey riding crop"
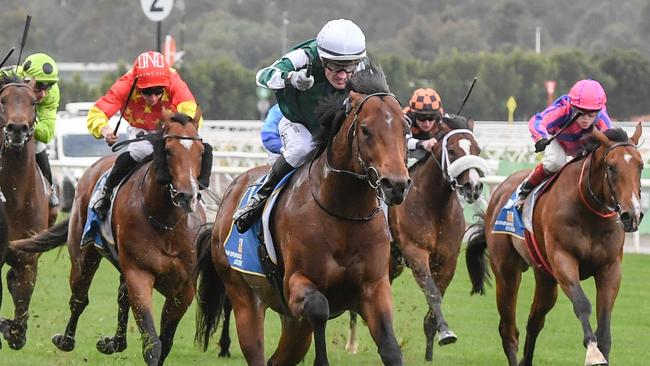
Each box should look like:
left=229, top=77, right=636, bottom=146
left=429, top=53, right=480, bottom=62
left=456, top=77, right=477, bottom=115
left=534, top=110, right=583, bottom=152
left=0, top=48, right=15, bottom=69
left=111, top=76, right=139, bottom=140
left=15, top=15, right=31, bottom=68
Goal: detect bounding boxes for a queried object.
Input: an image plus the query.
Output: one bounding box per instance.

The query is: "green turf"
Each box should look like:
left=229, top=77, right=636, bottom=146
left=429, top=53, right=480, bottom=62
left=1, top=245, right=648, bottom=365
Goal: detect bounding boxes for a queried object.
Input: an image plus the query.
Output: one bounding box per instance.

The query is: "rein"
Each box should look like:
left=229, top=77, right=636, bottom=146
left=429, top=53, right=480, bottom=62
left=308, top=92, right=398, bottom=221
left=578, top=142, right=634, bottom=218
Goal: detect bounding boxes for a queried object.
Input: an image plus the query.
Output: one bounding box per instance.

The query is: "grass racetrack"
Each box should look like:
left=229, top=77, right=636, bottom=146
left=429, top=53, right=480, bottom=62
left=1, top=243, right=648, bottom=365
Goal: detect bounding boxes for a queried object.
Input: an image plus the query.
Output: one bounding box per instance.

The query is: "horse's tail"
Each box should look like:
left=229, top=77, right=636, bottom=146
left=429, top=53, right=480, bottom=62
left=465, top=212, right=491, bottom=295
left=194, top=224, right=226, bottom=352
left=10, top=218, right=69, bottom=253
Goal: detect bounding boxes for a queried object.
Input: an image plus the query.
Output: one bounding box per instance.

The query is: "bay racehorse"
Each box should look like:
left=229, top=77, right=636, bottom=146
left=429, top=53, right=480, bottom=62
left=466, top=125, right=643, bottom=366
left=11, top=109, right=208, bottom=365
left=0, top=75, right=57, bottom=349
left=386, top=114, right=487, bottom=361
left=195, top=65, right=411, bottom=365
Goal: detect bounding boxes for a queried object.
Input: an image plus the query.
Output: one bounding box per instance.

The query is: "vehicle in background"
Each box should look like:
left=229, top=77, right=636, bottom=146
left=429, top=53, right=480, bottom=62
left=49, top=103, right=126, bottom=211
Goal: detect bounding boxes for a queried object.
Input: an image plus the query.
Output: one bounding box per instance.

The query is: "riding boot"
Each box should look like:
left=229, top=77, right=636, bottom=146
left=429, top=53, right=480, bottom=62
left=35, top=150, right=59, bottom=207
left=514, top=163, right=551, bottom=210
left=233, top=155, right=293, bottom=233
left=93, top=153, right=138, bottom=220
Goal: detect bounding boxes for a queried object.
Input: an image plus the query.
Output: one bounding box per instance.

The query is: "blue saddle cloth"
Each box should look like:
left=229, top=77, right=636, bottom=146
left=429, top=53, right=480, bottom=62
left=492, top=189, right=526, bottom=239
left=223, top=171, right=295, bottom=276
left=81, top=171, right=111, bottom=250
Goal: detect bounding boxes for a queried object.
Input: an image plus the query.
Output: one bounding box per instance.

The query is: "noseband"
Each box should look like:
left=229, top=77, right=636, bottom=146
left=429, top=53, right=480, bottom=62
left=581, top=142, right=636, bottom=217
left=160, top=133, right=203, bottom=207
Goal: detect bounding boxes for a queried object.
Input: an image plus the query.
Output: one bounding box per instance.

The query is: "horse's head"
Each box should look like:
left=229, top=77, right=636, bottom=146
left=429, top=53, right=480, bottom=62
left=152, top=107, right=207, bottom=213
left=0, top=76, right=37, bottom=150
left=587, top=124, right=644, bottom=232
left=345, top=89, right=411, bottom=204
left=432, top=114, right=488, bottom=203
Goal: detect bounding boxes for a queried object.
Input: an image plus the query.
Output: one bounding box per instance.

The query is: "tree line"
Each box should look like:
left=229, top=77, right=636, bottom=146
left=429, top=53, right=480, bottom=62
left=59, top=48, right=650, bottom=122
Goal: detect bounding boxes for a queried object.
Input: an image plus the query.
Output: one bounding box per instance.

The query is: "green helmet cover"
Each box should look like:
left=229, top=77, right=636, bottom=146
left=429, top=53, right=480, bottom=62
left=22, top=53, right=59, bottom=82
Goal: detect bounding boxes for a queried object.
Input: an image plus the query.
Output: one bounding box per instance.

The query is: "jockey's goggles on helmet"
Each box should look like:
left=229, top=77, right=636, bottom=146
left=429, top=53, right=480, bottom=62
left=140, top=86, right=165, bottom=96
left=34, top=81, right=55, bottom=92
left=324, top=60, right=360, bottom=74
left=574, top=107, right=600, bottom=119
left=414, top=111, right=441, bottom=122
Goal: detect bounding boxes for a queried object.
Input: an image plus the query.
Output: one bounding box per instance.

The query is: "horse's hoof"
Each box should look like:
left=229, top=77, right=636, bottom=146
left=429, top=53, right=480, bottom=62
left=218, top=349, right=231, bottom=358
left=0, top=320, right=26, bottom=350
left=585, top=341, right=607, bottom=366
left=52, top=334, right=75, bottom=352
left=96, top=336, right=127, bottom=354
left=437, top=330, right=458, bottom=346
left=7, top=335, right=26, bottom=350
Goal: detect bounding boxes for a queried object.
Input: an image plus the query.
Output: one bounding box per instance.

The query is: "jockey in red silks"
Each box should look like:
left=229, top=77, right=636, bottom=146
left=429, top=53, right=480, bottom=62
left=87, top=50, right=204, bottom=220
left=515, top=79, right=612, bottom=208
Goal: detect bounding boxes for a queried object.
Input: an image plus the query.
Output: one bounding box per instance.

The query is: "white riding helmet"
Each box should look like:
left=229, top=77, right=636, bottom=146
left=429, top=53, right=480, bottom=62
left=316, top=19, right=366, bottom=62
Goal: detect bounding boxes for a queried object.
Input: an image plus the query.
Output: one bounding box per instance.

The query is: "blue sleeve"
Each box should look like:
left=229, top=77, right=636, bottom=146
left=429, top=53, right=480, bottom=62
left=261, top=104, right=283, bottom=154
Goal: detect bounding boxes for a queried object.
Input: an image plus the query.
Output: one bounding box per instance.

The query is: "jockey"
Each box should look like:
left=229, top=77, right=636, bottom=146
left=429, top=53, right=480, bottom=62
left=403, top=88, right=444, bottom=161
left=514, top=79, right=612, bottom=208
left=233, top=18, right=367, bottom=233
left=87, top=50, right=204, bottom=220
left=0, top=53, right=61, bottom=207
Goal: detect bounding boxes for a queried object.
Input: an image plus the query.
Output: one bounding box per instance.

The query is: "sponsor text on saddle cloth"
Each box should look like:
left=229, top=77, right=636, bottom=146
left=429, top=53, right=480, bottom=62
left=224, top=170, right=295, bottom=276
left=492, top=176, right=556, bottom=276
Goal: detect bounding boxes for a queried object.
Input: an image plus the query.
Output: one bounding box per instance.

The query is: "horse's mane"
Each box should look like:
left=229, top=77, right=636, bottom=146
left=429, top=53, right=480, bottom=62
left=582, top=127, right=629, bottom=154
left=312, top=64, right=391, bottom=154
left=170, top=112, right=192, bottom=125
left=0, top=74, right=24, bottom=88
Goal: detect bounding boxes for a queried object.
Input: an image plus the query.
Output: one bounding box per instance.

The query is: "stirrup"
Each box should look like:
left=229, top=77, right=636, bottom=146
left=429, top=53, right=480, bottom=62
left=93, top=197, right=111, bottom=220
left=233, top=201, right=264, bottom=233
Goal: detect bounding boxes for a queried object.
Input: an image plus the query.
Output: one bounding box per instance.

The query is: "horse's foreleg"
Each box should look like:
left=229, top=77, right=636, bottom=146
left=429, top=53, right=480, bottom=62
left=553, top=252, right=606, bottom=366
left=158, top=282, right=194, bottom=365
left=345, top=311, right=359, bottom=354
left=51, top=247, right=102, bottom=352
left=520, top=272, right=558, bottom=366
left=593, top=262, right=622, bottom=363
left=125, top=271, right=160, bottom=366
left=96, top=276, right=129, bottom=354
left=218, top=297, right=232, bottom=357
left=267, top=315, right=313, bottom=366
left=286, top=275, right=328, bottom=366
left=1, top=253, right=39, bottom=350
left=360, top=279, right=403, bottom=366
left=402, top=246, right=456, bottom=361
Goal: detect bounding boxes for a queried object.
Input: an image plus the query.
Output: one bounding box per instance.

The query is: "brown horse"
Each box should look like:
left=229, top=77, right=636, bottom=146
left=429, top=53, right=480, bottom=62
left=386, top=114, right=487, bottom=361
left=0, top=75, right=57, bottom=349
left=466, top=125, right=643, bottom=366
left=195, top=65, right=411, bottom=365
left=12, top=109, right=208, bottom=365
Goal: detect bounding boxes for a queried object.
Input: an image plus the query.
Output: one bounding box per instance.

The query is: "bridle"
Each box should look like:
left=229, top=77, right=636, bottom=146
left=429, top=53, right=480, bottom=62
left=580, top=142, right=636, bottom=217
left=159, top=133, right=203, bottom=209
left=0, top=82, right=37, bottom=150
left=309, top=92, right=404, bottom=221
left=431, top=128, right=488, bottom=190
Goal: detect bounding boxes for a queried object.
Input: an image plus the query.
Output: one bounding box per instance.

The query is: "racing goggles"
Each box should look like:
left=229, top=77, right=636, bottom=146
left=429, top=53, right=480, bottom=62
left=140, top=86, right=165, bottom=96
left=324, top=61, right=360, bottom=74
left=34, top=81, right=56, bottom=92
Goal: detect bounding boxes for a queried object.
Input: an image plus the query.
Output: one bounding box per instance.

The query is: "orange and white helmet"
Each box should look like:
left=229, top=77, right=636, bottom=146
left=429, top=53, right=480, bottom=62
left=133, top=51, right=171, bottom=89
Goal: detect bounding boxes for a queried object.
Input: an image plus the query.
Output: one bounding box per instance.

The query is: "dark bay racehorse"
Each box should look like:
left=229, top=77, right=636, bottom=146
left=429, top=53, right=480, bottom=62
left=0, top=75, right=57, bottom=349
left=195, top=65, right=411, bottom=365
left=466, top=125, right=643, bottom=366
left=387, top=115, right=487, bottom=361
left=12, top=109, right=208, bottom=365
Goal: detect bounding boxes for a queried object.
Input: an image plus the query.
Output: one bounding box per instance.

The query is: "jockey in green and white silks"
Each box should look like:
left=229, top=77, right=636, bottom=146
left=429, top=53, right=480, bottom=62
left=0, top=53, right=61, bottom=207
left=233, top=18, right=367, bottom=233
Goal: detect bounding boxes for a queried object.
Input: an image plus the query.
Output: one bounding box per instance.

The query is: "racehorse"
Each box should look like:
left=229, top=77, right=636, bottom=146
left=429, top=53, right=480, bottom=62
left=386, top=114, right=487, bottom=361
left=0, top=75, right=57, bottom=349
left=11, top=109, right=208, bottom=365
left=195, top=65, right=411, bottom=365
left=466, top=125, right=643, bottom=366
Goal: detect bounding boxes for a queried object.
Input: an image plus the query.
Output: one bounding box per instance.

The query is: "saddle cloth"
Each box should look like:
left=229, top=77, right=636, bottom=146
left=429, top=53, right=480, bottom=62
left=223, top=170, right=295, bottom=276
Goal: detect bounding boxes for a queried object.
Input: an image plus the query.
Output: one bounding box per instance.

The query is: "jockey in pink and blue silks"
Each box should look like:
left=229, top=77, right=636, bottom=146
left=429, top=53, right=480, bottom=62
left=515, top=79, right=612, bottom=207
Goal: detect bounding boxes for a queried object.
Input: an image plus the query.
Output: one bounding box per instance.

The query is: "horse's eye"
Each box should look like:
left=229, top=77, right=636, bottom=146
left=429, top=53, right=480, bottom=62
left=361, top=125, right=371, bottom=137
left=607, top=165, right=616, bottom=176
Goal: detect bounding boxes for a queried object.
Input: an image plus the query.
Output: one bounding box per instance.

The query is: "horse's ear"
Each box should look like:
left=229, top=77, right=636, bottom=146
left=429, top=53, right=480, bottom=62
left=591, top=128, right=611, bottom=148
left=349, top=91, right=362, bottom=109
left=192, top=105, right=202, bottom=129
left=631, top=122, right=642, bottom=145
left=161, top=107, right=174, bottom=122
left=467, top=118, right=475, bottom=131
